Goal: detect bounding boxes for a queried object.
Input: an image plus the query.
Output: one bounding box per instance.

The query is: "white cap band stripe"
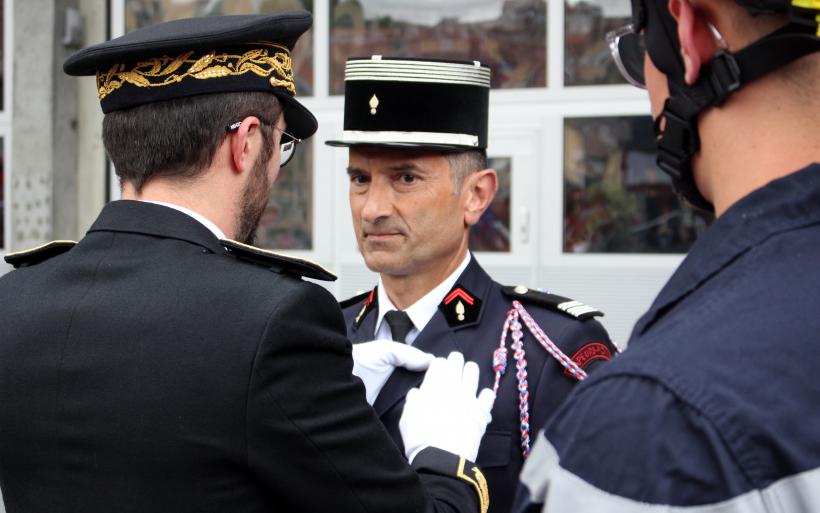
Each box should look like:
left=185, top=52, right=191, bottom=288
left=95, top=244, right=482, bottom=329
left=346, top=69, right=490, bottom=80
left=345, top=75, right=490, bottom=87
left=345, top=59, right=491, bottom=87
left=346, top=58, right=489, bottom=71
left=345, top=74, right=490, bottom=87
left=341, top=130, right=480, bottom=147
left=346, top=64, right=491, bottom=77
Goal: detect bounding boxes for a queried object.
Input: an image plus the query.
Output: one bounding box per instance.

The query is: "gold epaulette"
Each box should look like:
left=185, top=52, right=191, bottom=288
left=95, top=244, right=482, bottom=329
left=4, top=240, right=78, bottom=269
left=221, top=239, right=336, bottom=282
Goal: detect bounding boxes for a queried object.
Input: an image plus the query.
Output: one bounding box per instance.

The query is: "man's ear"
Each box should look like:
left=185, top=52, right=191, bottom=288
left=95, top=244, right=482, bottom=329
left=463, top=168, right=498, bottom=227
left=669, top=0, right=721, bottom=85
left=228, top=116, right=262, bottom=174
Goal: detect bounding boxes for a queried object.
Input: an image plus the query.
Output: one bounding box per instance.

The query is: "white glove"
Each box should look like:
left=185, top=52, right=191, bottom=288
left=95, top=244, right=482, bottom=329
left=399, top=352, right=496, bottom=463
left=352, top=340, right=435, bottom=405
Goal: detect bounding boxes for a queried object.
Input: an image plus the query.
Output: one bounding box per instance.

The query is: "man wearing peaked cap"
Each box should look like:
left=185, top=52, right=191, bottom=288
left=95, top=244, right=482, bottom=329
left=328, top=56, right=619, bottom=513
left=0, top=13, right=493, bottom=513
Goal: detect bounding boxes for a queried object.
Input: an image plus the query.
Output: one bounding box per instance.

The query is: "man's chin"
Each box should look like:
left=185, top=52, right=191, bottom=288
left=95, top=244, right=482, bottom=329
left=361, top=252, right=407, bottom=276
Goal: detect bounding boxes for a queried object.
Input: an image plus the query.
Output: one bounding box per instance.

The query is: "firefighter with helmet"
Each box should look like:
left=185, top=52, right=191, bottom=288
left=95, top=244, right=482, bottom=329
left=515, top=1, right=820, bottom=511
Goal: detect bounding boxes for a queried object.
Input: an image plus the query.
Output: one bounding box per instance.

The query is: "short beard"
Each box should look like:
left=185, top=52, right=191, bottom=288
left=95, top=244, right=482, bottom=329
left=236, top=153, right=272, bottom=245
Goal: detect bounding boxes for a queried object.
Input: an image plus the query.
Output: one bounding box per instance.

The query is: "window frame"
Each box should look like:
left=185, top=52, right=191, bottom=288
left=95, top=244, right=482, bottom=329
left=107, top=0, right=691, bottom=342
left=1, top=0, right=14, bottom=255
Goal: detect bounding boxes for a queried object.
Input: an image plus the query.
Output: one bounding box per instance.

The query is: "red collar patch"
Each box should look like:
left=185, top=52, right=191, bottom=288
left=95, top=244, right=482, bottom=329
left=563, top=342, right=612, bottom=377
left=355, top=288, right=377, bottom=326
left=439, top=284, right=482, bottom=327
left=444, top=287, right=475, bottom=306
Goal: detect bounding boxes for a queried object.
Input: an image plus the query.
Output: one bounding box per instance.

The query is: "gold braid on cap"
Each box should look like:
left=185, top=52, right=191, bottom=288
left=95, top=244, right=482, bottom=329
left=96, top=41, right=295, bottom=100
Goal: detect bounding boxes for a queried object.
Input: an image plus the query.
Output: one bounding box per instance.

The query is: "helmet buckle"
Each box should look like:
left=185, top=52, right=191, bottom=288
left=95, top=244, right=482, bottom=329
left=707, top=50, right=742, bottom=105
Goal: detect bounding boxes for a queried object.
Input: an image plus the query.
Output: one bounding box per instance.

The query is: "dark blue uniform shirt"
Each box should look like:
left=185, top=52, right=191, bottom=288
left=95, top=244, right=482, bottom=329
left=515, top=163, right=820, bottom=512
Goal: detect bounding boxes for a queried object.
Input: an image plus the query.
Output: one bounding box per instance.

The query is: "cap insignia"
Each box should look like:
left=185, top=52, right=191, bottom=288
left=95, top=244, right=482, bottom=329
left=369, top=94, right=379, bottom=115
left=96, top=42, right=295, bottom=101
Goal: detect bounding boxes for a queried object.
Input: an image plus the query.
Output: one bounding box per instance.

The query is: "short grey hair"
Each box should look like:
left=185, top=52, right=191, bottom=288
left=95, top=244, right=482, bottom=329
left=446, top=150, right=487, bottom=192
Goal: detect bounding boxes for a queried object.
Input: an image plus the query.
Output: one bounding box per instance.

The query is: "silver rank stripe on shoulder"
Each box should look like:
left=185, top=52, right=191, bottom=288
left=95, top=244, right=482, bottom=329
left=557, top=300, right=599, bottom=318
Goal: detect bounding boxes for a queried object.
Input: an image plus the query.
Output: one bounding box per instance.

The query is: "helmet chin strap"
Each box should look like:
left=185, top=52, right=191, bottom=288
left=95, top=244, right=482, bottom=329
left=652, top=21, right=820, bottom=213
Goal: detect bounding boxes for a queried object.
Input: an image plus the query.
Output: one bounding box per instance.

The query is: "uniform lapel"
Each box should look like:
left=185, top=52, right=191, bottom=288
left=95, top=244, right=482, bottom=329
left=348, top=290, right=379, bottom=343
left=372, top=255, right=493, bottom=417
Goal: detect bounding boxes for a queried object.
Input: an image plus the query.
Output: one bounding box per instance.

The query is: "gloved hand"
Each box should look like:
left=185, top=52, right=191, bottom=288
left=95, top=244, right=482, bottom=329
left=399, top=352, right=496, bottom=463
left=352, top=340, right=435, bottom=405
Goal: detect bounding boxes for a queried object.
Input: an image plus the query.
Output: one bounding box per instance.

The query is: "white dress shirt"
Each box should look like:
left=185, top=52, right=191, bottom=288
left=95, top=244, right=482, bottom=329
left=142, top=200, right=227, bottom=240
left=374, top=252, right=471, bottom=345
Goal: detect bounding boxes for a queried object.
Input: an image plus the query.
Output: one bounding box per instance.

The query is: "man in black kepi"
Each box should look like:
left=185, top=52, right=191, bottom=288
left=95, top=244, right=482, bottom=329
left=0, top=13, right=494, bottom=513
left=327, top=56, right=619, bottom=513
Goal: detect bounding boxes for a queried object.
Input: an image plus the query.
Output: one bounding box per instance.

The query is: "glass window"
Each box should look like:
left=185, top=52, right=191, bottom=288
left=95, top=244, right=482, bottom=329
left=469, top=156, right=511, bottom=252
left=123, top=0, right=315, bottom=251
left=124, top=0, right=314, bottom=95
left=563, top=116, right=710, bottom=253
left=564, top=0, right=631, bottom=86
left=329, top=0, right=547, bottom=95
left=255, top=138, right=313, bottom=250
left=0, top=139, right=4, bottom=248
left=0, top=0, right=4, bottom=111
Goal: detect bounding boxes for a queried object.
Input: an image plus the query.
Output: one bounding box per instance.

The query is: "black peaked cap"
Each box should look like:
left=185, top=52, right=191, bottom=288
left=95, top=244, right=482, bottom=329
left=64, top=12, right=317, bottom=139
left=326, top=56, right=491, bottom=151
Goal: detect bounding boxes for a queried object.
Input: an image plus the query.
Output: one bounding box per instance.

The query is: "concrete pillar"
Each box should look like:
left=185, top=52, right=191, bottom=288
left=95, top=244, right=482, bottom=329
left=75, top=0, right=107, bottom=235
left=10, top=0, right=79, bottom=252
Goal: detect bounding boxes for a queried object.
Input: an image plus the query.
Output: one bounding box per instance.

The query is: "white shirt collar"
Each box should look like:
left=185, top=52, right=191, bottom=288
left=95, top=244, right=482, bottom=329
left=142, top=201, right=227, bottom=240
left=375, top=252, right=472, bottom=344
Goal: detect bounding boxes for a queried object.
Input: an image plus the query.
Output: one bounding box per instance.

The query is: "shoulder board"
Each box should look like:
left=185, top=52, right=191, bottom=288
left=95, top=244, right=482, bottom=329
left=502, top=285, right=603, bottom=321
left=221, top=239, right=336, bottom=282
left=4, top=240, right=78, bottom=269
left=339, top=290, right=372, bottom=309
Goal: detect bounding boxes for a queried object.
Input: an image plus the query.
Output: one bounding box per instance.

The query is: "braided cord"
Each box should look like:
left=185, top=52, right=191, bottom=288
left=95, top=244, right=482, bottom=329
left=513, top=300, right=587, bottom=381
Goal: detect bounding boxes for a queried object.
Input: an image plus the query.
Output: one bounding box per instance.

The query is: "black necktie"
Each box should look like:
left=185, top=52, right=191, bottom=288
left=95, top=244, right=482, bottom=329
left=384, top=310, right=414, bottom=343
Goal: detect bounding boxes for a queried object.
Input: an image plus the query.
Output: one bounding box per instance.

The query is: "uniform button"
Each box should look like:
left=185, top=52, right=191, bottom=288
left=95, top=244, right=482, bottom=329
left=514, top=285, right=529, bottom=294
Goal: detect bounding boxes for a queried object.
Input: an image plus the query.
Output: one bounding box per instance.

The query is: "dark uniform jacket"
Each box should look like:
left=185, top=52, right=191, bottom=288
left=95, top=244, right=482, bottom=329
left=0, top=200, right=485, bottom=513
left=341, top=257, right=616, bottom=513
left=515, top=164, right=820, bottom=512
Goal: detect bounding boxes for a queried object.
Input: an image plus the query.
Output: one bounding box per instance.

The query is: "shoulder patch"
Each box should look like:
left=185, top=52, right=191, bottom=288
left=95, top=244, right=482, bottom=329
left=339, top=289, right=371, bottom=309
left=502, top=285, right=603, bottom=320
left=563, top=342, right=613, bottom=377
left=221, top=239, right=336, bottom=282
left=4, top=240, right=78, bottom=269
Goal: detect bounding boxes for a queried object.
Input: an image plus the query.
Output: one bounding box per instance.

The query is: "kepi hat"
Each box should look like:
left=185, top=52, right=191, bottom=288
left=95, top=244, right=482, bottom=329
left=326, top=56, right=491, bottom=151
left=63, top=12, right=317, bottom=139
